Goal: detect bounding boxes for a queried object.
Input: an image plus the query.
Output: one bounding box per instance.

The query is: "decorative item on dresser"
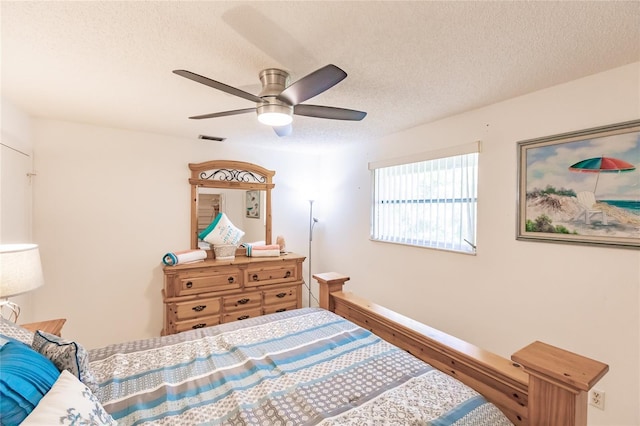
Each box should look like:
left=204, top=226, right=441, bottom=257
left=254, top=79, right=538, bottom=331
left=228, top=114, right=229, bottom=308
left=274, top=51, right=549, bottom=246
left=162, top=253, right=305, bottom=334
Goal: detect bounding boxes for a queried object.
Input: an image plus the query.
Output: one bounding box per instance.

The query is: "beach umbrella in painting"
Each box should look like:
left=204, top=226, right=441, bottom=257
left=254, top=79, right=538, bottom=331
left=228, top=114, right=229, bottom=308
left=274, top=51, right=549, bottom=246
left=569, top=156, right=636, bottom=194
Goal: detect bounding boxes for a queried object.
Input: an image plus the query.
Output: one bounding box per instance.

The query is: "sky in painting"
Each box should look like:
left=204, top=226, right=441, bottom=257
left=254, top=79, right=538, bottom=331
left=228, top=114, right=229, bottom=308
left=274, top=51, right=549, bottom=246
left=525, top=130, right=640, bottom=200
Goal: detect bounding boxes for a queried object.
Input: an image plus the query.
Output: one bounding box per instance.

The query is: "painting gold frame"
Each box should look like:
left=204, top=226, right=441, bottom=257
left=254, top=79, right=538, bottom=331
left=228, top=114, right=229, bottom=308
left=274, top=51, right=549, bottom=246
left=517, top=120, right=640, bottom=249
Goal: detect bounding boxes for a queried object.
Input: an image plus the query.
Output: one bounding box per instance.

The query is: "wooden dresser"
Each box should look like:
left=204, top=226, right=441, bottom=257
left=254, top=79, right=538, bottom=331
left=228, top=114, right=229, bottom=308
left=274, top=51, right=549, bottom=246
left=162, top=253, right=306, bottom=335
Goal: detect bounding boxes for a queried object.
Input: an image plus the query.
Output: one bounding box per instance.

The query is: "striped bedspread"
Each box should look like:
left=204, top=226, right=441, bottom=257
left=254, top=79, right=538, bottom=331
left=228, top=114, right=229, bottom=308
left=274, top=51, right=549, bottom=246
left=89, top=308, right=513, bottom=425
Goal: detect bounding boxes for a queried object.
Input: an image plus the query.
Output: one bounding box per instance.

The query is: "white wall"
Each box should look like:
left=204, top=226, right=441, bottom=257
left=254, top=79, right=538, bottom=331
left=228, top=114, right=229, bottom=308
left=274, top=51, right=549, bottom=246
left=28, top=123, right=321, bottom=347
left=0, top=98, right=37, bottom=321
left=316, top=62, right=640, bottom=426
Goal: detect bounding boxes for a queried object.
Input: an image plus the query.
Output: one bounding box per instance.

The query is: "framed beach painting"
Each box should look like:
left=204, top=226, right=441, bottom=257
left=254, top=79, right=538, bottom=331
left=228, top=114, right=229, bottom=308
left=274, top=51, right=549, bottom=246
left=517, top=120, right=640, bottom=249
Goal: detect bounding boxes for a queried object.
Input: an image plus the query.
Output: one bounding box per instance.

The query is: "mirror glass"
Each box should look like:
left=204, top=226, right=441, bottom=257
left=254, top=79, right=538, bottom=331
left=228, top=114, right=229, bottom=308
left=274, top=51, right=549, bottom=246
left=196, top=188, right=266, bottom=248
left=189, top=160, right=274, bottom=250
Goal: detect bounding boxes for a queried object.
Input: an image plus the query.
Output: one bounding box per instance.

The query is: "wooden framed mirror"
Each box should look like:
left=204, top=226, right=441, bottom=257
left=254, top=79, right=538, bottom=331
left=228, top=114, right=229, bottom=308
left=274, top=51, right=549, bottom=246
left=189, top=160, right=275, bottom=250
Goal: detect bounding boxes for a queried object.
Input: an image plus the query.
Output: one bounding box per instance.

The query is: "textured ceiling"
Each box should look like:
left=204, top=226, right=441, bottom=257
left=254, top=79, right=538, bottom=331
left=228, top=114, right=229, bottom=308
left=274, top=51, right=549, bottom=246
left=1, top=1, right=639, bottom=147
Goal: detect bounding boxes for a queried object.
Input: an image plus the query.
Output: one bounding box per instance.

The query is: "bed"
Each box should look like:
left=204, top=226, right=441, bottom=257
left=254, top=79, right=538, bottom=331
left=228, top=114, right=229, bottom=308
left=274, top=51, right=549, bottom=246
left=0, top=272, right=608, bottom=426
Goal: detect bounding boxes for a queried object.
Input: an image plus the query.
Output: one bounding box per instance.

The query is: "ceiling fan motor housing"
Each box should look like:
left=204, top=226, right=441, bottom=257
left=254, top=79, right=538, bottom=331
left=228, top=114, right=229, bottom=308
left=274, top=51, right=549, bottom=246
left=258, top=68, right=290, bottom=97
left=256, top=100, right=293, bottom=119
left=257, top=68, right=293, bottom=123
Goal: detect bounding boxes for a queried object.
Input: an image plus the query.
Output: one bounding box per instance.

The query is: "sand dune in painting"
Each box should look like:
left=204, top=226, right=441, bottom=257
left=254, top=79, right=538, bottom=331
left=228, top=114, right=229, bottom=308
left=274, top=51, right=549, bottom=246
left=526, top=194, right=640, bottom=238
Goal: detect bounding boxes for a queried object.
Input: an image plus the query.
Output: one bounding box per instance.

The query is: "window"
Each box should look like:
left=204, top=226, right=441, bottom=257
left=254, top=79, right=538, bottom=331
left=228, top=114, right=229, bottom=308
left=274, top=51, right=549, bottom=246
left=197, top=193, right=223, bottom=234
left=369, top=142, right=480, bottom=254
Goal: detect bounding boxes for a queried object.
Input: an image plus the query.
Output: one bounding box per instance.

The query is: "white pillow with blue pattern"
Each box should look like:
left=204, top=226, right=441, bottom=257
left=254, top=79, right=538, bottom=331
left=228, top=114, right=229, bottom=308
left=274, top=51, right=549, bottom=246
left=31, top=330, right=99, bottom=392
left=0, top=316, right=34, bottom=344
left=21, top=370, right=116, bottom=425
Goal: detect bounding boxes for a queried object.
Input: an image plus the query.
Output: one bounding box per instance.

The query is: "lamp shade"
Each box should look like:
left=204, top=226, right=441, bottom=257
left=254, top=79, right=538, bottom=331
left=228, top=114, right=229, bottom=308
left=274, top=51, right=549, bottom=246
left=0, top=244, right=44, bottom=298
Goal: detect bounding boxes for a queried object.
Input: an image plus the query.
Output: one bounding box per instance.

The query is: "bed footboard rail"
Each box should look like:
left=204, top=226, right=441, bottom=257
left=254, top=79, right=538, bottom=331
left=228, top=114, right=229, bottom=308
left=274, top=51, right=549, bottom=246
left=315, top=272, right=609, bottom=426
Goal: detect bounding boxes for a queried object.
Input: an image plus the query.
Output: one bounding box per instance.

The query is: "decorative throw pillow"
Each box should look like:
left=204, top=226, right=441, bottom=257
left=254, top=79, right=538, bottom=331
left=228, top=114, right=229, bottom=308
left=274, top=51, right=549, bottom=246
left=31, top=330, right=99, bottom=392
left=0, top=341, right=60, bottom=425
left=0, top=316, right=34, bottom=344
left=0, top=332, right=27, bottom=348
left=198, top=212, right=245, bottom=246
left=21, top=370, right=116, bottom=425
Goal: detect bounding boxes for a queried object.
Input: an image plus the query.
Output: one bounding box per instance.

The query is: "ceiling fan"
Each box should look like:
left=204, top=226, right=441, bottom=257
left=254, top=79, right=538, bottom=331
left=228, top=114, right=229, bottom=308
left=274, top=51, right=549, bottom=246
left=173, top=64, right=366, bottom=137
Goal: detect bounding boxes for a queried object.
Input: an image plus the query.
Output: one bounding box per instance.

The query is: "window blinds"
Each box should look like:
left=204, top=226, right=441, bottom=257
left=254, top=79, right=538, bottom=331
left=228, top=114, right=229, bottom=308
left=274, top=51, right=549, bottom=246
left=369, top=142, right=480, bottom=254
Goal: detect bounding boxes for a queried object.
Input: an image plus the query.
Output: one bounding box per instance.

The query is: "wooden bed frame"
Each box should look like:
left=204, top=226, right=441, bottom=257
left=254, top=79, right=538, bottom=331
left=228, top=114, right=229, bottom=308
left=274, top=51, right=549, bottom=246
left=315, top=272, right=609, bottom=426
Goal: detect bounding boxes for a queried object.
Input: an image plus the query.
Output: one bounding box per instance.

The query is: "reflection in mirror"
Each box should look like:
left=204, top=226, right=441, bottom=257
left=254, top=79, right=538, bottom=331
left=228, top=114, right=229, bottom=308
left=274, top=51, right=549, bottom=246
left=196, top=188, right=266, bottom=248
left=189, top=160, right=274, bottom=250
left=196, top=192, right=223, bottom=236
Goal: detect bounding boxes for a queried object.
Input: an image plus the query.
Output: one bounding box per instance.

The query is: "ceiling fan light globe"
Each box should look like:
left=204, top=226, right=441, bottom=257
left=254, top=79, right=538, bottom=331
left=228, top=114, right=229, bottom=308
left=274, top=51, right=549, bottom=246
left=257, top=102, right=293, bottom=126
left=258, top=112, right=293, bottom=126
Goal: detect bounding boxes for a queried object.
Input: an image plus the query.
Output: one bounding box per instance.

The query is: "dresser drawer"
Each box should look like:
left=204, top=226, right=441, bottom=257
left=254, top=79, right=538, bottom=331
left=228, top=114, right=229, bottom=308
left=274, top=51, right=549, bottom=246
left=175, top=270, right=241, bottom=296
left=163, top=253, right=306, bottom=335
left=221, top=307, right=263, bottom=323
left=173, top=315, right=220, bottom=333
left=245, top=263, right=298, bottom=287
left=172, top=297, right=221, bottom=320
left=263, top=286, right=298, bottom=306
left=263, top=302, right=298, bottom=315
left=222, top=291, right=262, bottom=311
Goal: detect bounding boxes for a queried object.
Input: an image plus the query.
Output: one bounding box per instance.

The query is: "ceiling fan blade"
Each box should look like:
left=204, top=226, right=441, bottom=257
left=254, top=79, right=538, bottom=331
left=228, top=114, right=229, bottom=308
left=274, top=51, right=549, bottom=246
left=273, top=124, right=292, bottom=137
left=173, top=70, right=263, bottom=103
left=189, top=108, right=256, bottom=120
left=294, top=104, right=367, bottom=121
left=277, top=64, right=347, bottom=105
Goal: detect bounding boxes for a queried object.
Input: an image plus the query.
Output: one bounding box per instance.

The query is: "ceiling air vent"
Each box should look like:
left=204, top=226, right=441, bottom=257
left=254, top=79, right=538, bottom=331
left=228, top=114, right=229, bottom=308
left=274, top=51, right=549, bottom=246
left=198, top=135, right=226, bottom=142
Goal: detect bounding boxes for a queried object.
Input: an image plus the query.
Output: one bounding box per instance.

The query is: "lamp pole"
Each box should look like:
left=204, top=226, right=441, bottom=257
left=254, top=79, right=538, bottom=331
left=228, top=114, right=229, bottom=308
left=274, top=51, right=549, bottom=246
left=308, top=200, right=318, bottom=307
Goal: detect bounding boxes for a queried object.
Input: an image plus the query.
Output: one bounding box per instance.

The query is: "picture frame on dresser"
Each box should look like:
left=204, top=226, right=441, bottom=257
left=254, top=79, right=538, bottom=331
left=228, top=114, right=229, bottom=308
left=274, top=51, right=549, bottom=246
left=517, top=119, right=640, bottom=249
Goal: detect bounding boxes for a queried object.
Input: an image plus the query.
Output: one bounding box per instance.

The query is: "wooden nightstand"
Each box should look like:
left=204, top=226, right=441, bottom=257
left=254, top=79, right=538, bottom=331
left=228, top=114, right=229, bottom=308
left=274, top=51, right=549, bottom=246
left=21, top=318, right=67, bottom=337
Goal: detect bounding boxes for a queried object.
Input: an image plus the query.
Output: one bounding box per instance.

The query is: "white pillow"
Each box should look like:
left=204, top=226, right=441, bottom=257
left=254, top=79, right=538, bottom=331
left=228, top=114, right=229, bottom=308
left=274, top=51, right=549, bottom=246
left=198, top=212, right=245, bottom=246
left=21, top=370, right=116, bottom=425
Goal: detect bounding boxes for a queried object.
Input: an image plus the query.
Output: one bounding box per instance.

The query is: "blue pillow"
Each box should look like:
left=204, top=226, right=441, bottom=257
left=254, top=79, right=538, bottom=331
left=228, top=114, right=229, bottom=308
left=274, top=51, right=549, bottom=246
left=0, top=341, right=60, bottom=425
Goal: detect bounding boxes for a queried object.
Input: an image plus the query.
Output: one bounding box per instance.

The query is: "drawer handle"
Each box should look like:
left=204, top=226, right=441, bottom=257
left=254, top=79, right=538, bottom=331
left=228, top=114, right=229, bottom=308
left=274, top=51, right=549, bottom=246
left=237, top=315, right=250, bottom=320
left=252, top=274, right=258, bottom=281
left=186, top=281, right=193, bottom=289
left=192, top=305, right=206, bottom=312
left=276, top=292, right=287, bottom=298
left=284, top=271, right=291, bottom=278
left=275, top=308, right=287, bottom=313
left=192, top=323, right=206, bottom=329
left=237, top=298, right=250, bottom=305
left=228, top=276, right=235, bottom=284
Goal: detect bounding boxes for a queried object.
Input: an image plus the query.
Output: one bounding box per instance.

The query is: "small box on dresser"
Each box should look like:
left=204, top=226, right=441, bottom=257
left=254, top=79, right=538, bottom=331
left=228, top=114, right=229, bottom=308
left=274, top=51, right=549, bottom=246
left=162, top=253, right=305, bottom=335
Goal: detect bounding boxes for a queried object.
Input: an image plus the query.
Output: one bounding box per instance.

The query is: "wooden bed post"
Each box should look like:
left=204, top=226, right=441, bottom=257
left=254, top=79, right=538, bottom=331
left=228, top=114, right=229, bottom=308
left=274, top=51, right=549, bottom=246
left=314, top=272, right=350, bottom=311
left=511, top=341, right=609, bottom=426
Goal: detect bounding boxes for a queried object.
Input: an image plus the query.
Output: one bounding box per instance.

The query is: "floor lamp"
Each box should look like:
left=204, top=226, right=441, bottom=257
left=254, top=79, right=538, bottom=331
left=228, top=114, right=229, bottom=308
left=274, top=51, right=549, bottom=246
left=308, top=200, right=318, bottom=307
